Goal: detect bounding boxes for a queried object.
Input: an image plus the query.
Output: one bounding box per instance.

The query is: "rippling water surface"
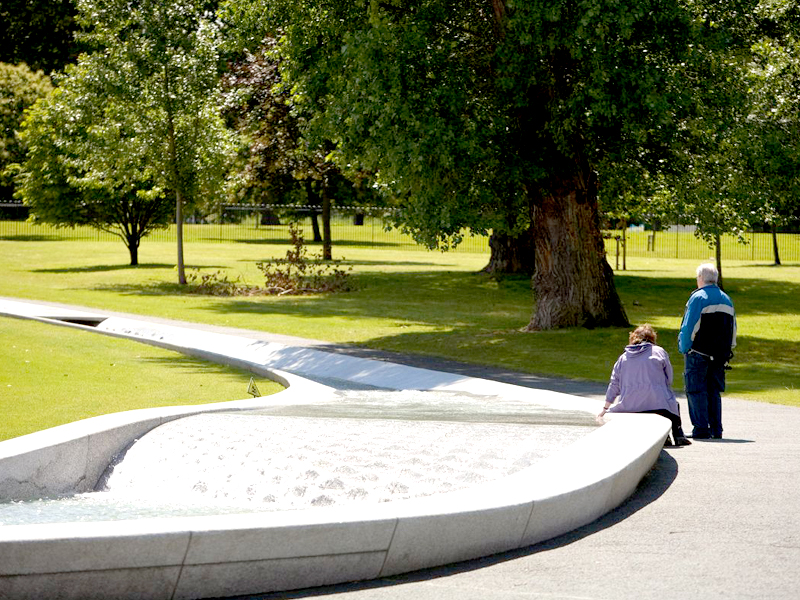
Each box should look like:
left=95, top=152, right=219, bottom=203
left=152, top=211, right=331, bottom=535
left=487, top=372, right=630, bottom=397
left=1, top=390, right=595, bottom=526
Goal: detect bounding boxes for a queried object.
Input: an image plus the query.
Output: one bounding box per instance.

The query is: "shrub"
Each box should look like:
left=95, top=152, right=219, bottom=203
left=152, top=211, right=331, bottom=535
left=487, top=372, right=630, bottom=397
left=256, top=224, right=352, bottom=294
left=185, top=268, right=254, bottom=296
left=184, top=224, right=352, bottom=296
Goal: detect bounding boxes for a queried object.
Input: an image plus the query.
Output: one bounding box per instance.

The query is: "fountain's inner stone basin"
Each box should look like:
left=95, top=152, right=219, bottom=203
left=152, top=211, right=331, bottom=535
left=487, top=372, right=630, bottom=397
left=0, top=390, right=595, bottom=526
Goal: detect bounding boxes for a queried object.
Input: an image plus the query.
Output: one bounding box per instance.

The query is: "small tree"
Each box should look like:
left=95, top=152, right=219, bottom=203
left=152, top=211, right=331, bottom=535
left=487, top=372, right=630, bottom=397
left=743, top=18, right=800, bottom=265
left=71, top=0, right=237, bottom=282
left=14, top=61, right=173, bottom=265
left=664, top=127, right=753, bottom=290
left=663, top=3, right=800, bottom=280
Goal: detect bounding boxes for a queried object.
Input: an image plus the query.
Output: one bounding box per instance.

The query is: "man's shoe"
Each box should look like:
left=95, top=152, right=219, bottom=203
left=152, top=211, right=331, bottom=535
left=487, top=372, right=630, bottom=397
left=690, top=432, right=712, bottom=440
left=674, top=436, right=692, bottom=446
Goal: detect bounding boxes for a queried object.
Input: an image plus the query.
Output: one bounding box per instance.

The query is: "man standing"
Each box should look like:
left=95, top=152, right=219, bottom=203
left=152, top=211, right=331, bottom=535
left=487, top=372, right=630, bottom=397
left=678, top=263, right=737, bottom=439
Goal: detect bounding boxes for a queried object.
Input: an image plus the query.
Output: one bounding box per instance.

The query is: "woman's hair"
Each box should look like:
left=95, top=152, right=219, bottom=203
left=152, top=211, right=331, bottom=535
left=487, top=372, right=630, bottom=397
left=629, top=324, right=657, bottom=345
left=696, top=262, right=719, bottom=284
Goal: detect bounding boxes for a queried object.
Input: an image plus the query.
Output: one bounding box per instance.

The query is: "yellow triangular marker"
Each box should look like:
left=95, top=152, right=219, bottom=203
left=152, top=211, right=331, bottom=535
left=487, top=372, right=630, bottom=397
left=247, top=377, right=261, bottom=397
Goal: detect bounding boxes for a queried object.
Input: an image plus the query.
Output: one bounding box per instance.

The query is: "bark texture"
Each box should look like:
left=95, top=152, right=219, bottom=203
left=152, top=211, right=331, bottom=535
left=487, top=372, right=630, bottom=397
left=526, top=172, right=629, bottom=330
left=482, top=228, right=535, bottom=275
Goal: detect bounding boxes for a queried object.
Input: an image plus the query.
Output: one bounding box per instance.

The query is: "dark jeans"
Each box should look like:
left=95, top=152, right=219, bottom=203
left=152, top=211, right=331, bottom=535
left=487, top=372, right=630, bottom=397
left=684, top=351, right=726, bottom=438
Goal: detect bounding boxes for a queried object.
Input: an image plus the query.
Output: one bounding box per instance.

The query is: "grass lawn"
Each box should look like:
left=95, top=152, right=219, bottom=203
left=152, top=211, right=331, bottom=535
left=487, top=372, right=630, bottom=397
left=0, top=316, right=283, bottom=441
left=1, top=237, right=799, bottom=418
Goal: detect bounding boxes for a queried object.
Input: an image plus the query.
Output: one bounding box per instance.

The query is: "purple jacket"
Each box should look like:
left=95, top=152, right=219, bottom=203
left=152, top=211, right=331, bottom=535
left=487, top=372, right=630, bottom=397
left=605, top=343, right=680, bottom=416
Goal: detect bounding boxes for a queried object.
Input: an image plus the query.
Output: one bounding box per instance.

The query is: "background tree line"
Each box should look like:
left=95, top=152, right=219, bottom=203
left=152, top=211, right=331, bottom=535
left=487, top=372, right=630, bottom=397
left=1, top=0, right=799, bottom=329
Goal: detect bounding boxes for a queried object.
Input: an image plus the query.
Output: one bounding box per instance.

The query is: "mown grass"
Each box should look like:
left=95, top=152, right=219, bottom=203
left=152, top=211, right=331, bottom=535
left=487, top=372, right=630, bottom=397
left=0, top=316, right=283, bottom=441
left=4, top=217, right=800, bottom=262
left=1, top=237, right=798, bottom=412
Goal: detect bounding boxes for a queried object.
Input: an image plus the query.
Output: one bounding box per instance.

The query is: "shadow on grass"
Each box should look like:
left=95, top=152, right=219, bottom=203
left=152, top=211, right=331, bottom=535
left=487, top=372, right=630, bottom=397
left=247, top=257, right=446, bottom=268
left=139, top=354, right=263, bottom=378
left=91, top=268, right=798, bottom=327
left=738, top=262, right=800, bottom=268
left=34, top=263, right=176, bottom=274
left=334, top=259, right=450, bottom=267
left=88, top=269, right=799, bottom=398
left=91, top=281, right=218, bottom=296
left=0, top=235, right=64, bottom=242
left=91, top=269, right=529, bottom=304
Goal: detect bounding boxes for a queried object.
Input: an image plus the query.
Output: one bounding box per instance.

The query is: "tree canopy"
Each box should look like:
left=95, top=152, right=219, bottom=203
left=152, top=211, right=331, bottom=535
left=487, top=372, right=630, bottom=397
left=222, top=43, right=382, bottom=258
left=8, top=0, right=794, bottom=316
left=742, top=1, right=800, bottom=262
left=14, top=0, right=236, bottom=275
left=641, top=2, right=800, bottom=276
left=223, top=0, right=765, bottom=329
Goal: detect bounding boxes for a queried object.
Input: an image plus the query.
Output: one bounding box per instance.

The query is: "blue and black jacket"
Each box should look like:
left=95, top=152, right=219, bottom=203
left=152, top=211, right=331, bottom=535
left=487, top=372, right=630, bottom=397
left=678, top=284, right=736, bottom=362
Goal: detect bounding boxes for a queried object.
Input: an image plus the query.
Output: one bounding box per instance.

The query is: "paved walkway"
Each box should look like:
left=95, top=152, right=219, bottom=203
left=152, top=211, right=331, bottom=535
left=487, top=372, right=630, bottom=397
left=236, top=397, right=800, bottom=600
left=5, top=299, right=800, bottom=599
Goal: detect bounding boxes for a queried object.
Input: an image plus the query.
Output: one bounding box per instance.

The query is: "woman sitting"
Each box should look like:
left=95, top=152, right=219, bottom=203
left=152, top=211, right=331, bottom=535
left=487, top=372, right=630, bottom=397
left=599, top=324, right=692, bottom=446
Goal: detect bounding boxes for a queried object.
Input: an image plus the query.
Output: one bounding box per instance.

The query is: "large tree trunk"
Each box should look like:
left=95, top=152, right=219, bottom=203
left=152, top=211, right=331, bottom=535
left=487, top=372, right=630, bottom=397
left=715, top=233, right=724, bottom=291
left=310, top=212, right=322, bottom=242
left=482, top=228, right=534, bottom=275
left=525, top=172, right=629, bottom=330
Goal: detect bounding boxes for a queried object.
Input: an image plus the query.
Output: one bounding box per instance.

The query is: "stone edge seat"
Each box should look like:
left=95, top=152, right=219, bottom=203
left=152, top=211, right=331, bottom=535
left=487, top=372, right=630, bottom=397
left=0, top=299, right=669, bottom=600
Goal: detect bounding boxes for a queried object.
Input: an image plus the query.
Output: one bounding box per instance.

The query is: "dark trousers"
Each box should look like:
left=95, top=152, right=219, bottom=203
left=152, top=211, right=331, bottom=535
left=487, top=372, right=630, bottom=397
left=684, top=351, right=725, bottom=437
left=643, top=408, right=686, bottom=440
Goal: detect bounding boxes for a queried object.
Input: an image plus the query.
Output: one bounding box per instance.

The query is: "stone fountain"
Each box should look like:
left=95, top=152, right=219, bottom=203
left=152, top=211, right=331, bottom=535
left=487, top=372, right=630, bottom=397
left=0, top=298, right=669, bottom=599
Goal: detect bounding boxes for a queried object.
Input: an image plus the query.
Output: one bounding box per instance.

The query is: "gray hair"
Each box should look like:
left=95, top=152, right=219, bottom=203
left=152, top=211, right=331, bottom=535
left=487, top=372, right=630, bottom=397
left=696, top=262, right=718, bottom=284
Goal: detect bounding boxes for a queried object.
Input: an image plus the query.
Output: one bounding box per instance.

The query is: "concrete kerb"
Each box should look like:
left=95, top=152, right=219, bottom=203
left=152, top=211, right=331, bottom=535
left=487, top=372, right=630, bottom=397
left=0, top=299, right=670, bottom=599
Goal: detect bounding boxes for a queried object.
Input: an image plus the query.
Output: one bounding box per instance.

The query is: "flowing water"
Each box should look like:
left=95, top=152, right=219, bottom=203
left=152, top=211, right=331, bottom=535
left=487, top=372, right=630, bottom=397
left=0, top=390, right=595, bottom=526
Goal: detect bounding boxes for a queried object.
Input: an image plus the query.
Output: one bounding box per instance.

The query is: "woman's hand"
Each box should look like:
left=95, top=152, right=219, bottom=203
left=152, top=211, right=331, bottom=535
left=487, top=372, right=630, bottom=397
left=596, top=403, right=612, bottom=423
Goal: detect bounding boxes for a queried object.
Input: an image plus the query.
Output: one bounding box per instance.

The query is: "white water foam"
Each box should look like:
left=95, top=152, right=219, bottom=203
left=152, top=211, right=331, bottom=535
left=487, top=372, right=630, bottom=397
left=0, top=391, right=595, bottom=525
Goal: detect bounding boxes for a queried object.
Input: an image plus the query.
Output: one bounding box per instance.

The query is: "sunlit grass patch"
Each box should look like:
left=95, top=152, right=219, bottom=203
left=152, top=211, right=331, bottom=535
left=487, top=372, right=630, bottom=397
left=1, top=240, right=798, bottom=409
left=1, top=316, right=283, bottom=441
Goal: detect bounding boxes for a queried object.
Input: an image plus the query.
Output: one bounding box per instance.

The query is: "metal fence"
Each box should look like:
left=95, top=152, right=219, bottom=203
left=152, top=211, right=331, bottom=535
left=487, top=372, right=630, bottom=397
left=605, top=225, right=800, bottom=264
left=1, top=203, right=799, bottom=263
left=0, top=203, right=492, bottom=253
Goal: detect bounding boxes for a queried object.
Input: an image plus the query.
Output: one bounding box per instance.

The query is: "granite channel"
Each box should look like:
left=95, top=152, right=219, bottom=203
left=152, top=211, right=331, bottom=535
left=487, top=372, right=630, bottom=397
left=0, top=299, right=669, bottom=599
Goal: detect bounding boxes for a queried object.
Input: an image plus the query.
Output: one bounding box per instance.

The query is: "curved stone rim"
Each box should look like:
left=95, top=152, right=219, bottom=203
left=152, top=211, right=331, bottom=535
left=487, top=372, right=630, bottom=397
left=0, top=299, right=669, bottom=599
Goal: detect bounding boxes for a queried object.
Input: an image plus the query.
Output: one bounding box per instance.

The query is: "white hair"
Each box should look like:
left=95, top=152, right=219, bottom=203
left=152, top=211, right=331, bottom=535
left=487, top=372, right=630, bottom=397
left=696, top=262, right=718, bottom=285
